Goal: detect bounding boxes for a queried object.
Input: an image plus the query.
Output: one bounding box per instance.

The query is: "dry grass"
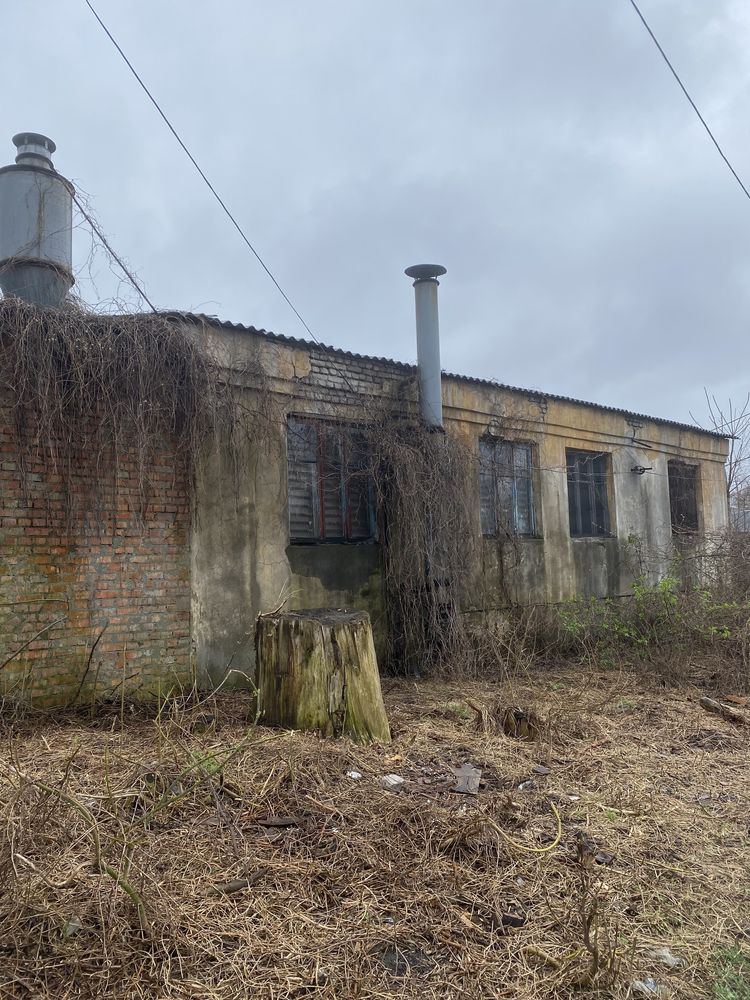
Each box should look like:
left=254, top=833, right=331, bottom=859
left=1, top=664, right=748, bottom=999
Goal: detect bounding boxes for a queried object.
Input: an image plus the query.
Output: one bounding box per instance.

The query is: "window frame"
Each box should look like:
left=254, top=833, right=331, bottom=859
left=566, top=449, right=612, bottom=538
left=286, top=415, right=377, bottom=545
left=667, top=460, right=700, bottom=535
left=479, top=436, right=538, bottom=538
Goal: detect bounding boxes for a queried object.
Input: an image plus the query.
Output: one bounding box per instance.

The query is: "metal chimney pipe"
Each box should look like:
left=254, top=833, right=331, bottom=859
left=404, top=263, right=446, bottom=428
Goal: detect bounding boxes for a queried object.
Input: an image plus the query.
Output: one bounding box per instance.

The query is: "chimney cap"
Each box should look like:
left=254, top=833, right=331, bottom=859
left=12, top=132, right=56, bottom=167
left=405, top=263, right=446, bottom=281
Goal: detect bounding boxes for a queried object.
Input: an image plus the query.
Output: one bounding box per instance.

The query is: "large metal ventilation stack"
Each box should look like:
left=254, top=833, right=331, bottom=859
left=0, top=133, right=74, bottom=308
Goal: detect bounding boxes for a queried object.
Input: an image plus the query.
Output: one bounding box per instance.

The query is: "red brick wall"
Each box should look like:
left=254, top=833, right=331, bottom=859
left=0, top=409, right=191, bottom=705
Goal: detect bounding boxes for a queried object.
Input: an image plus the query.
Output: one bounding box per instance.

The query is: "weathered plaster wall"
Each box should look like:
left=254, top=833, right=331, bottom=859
left=189, top=322, right=729, bottom=689
left=190, top=329, right=401, bottom=688
left=444, top=381, right=728, bottom=608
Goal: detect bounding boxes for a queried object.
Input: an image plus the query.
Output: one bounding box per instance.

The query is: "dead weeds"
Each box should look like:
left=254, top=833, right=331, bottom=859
left=0, top=664, right=748, bottom=999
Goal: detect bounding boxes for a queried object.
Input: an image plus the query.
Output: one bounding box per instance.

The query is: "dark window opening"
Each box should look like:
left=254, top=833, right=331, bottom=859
left=480, top=438, right=536, bottom=536
left=566, top=449, right=611, bottom=537
left=287, top=416, right=376, bottom=543
left=668, top=461, right=699, bottom=534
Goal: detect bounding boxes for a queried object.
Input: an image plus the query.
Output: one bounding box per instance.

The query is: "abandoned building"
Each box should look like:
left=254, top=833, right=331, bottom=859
left=0, top=134, right=730, bottom=704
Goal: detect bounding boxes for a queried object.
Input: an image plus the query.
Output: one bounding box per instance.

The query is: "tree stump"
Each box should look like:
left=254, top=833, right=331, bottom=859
left=255, top=608, right=391, bottom=744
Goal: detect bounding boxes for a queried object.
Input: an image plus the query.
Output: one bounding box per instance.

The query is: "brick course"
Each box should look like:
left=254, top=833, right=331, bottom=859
left=0, top=406, right=191, bottom=705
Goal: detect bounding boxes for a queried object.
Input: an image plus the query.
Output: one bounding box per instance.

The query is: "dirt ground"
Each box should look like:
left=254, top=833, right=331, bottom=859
left=1, top=664, right=748, bottom=999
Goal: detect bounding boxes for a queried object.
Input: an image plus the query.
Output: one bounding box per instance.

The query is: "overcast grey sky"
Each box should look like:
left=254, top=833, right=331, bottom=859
left=4, top=1, right=750, bottom=425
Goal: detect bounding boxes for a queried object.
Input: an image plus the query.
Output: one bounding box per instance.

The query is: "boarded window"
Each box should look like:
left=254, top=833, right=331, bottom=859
left=668, top=461, right=699, bottom=533
left=287, top=417, right=376, bottom=543
left=566, top=450, right=611, bottom=537
left=480, top=438, right=536, bottom=536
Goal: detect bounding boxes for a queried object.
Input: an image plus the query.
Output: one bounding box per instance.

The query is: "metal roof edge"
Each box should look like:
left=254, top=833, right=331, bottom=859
left=162, top=311, right=729, bottom=442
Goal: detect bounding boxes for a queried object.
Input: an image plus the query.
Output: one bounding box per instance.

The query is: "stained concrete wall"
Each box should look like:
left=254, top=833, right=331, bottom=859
left=188, top=320, right=729, bottom=688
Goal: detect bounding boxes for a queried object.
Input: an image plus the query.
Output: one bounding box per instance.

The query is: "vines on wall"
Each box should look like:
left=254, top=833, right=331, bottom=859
left=0, top=299, right=251, bottom=519
left=362, top=410, right=479, bottom=674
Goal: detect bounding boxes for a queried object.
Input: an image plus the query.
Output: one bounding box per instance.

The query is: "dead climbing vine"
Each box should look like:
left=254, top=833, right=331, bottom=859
left=0, top=298, right=257, bottom=520
left=362, top=411, right=479, bottom=675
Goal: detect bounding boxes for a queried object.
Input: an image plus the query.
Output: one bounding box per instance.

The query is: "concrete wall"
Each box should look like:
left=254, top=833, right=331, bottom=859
left=190, top=321, right=729, bottom=688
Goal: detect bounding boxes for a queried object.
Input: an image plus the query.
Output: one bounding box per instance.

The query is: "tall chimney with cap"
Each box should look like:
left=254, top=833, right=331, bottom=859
left=404, top=263, right=446, bottom=428
left=0, top=133, right=74, bottom=308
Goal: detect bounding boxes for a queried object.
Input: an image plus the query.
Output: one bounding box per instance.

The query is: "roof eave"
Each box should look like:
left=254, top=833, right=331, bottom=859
left=161, top=311, right=729, bottom=443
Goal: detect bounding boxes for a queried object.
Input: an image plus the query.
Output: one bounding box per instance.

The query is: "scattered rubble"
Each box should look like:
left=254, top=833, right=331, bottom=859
left=594, top=849, right=616, bottom=866
left=2, top=670, right=747, bottom=999
left=257, top=815, right=299, bottom=828
left=379, top=774, right=405, bottom=792
left=451, top=764, right=482, bottom=795
left=61, top=915, right=83, bottom=938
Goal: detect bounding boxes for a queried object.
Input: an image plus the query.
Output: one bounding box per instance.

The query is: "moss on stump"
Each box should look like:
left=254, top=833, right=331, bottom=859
left=255, top=608, right=391, bottom=744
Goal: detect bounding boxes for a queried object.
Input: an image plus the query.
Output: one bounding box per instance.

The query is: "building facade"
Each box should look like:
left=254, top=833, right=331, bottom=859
left=188, top=315, right=729, bottom=688
left=0, top=312, right=729, bottom=702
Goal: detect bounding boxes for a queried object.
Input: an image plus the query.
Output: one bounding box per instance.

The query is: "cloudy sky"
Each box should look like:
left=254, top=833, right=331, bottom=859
left=5, top=1, right=750, bottom=425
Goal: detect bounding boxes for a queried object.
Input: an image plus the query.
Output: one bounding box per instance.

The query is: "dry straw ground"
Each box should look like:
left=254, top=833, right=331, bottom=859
left=1, top=665, right=748, bottom=999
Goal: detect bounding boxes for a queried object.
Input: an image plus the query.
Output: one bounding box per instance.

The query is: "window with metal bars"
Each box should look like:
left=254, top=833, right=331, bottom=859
left=287, top=416, right=376, bottom=543
left=668, top=460, right=699, bottom=534
left=479, top=438, right=536, bottom=536
left=566, top=449, right=611, bottom=537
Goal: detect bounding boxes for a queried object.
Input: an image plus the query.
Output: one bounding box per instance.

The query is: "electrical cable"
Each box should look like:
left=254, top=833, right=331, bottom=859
left=627, top=0, right=750, bottom=203
left=84, top=1, right=331, bottom=345
left=71, top=190, right=158, bottom=313
left=83, top=0, right=728, bottom=446
left=84, top=0, right=365, bottom=398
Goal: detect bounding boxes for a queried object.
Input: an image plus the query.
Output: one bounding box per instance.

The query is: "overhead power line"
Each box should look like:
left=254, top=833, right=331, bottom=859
left=627, top=0, right=750, bottom=203
left=83, top=0, right=325, bottom=346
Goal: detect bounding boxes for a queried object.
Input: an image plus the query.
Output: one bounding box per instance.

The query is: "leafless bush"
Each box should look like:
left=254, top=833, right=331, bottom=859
left=692, top=390, right=750, bottom=501
left=464, top=606, right=576, bottom=679
left=702, top=529, right=750, bottom=599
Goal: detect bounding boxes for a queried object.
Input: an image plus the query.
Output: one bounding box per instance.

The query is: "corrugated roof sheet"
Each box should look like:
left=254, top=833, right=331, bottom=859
left=161, top=311, right=728, bottom=441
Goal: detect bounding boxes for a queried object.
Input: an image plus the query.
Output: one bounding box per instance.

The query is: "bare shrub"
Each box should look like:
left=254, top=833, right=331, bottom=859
left=544, top=579, right=750, bottom=688
left=692, top=390, right=750, bottom=502
left=467, top=605, right=588, bottom=677
left=704, top=529, right=750, bottom=599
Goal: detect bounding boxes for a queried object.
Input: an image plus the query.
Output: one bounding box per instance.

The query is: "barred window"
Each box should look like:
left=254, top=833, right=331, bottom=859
left=566, top=450, right=611, bottom=537
left=287, top=417, right=376, bottom=543
left=479, top=438, right=536, bottom=536
left=668, top=461, right=699, bottom=534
